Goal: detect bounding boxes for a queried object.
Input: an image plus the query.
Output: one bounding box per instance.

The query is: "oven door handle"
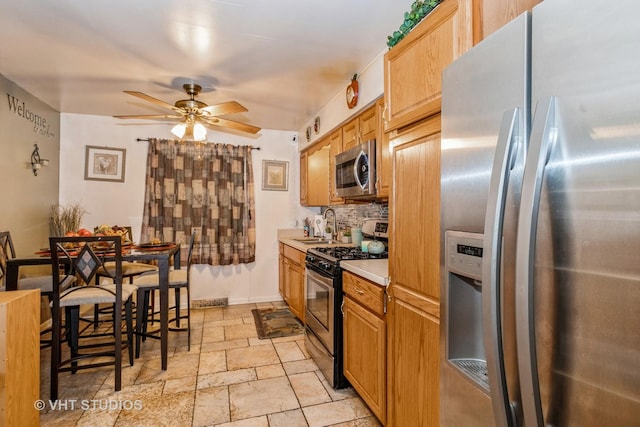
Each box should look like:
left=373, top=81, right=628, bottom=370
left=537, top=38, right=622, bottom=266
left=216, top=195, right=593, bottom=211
left=306, top=264, right=335, bottom=282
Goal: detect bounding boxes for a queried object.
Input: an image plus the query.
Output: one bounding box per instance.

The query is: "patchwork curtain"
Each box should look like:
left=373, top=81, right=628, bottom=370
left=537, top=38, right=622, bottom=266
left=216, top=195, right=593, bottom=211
left=141, top=138, right=256, bottom=265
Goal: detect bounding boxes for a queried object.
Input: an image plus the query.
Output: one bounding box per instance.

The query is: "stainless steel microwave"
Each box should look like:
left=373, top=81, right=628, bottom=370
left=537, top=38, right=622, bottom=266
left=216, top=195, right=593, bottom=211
left=335, top=139, right=376, bottom=198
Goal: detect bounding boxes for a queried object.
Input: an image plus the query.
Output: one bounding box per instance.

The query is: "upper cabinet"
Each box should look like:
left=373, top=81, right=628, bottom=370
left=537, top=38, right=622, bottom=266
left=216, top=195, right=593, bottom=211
left=374, top=98, right=391, bottom=199
left=299, top=151, right=308, bottom=205
left=300, top=97, right=388, bottom=206
left=383, top=0, right=475, bottom=132
left=300, top=140, right=330, bottom=207
left=481, top=0, right=542, bottom=39
left=342, top=103, right=378, bottom=151
left=383, top=0, right=542, bottom=132
left=328, top=129, right=344, bottom=205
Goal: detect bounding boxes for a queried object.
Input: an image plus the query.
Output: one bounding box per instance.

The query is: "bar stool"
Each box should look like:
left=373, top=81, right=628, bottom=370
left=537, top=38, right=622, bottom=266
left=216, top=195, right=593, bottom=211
left=49, top=235, right=137, bottom=401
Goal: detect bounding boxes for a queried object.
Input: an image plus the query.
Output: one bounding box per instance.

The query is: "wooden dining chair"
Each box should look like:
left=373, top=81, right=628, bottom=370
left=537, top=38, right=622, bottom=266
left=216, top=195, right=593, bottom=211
left=49, top=235, right=137, bottom=401
left=93, top=226, right=158, bottom=328
left=133, top=231, right=196, bottom=357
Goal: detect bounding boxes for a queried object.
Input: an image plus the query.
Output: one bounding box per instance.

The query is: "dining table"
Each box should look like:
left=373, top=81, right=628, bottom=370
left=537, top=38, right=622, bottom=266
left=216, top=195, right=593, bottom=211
left=5, top=243, right=181, bottom=370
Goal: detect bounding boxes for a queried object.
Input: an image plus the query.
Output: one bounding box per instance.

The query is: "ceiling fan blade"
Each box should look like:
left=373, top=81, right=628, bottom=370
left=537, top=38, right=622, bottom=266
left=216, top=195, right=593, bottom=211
left=200, top=101, right=248, bottom=116
left=114, top=114, right=184, bottom=120
left=123, top=91, right=182, bottom=112
left=202, top=116, right=261, bottom=134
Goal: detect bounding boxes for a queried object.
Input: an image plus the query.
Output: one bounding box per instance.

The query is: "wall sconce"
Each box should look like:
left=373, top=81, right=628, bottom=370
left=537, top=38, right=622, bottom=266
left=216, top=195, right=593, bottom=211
left=30, top=143, right=49, bottom=176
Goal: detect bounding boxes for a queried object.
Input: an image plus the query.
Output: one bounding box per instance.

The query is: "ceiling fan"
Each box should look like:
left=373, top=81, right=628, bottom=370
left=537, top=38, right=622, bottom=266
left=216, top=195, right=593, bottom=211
left=113, top=83, right=261, bottom=140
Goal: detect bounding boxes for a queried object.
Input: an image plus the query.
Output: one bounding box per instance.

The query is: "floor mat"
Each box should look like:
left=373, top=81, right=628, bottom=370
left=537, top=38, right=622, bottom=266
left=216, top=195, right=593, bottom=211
left=251, top=307, right=304, bottom=339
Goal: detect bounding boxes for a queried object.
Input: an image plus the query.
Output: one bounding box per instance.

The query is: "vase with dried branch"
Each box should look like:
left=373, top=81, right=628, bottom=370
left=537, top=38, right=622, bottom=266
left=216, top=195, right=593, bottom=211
left=49, top=203, right=87, bottom=236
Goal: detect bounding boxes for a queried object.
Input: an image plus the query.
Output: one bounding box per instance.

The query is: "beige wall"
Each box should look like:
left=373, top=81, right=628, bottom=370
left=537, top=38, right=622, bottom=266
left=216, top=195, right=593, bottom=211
left=0, top=74, right=60, bottom=256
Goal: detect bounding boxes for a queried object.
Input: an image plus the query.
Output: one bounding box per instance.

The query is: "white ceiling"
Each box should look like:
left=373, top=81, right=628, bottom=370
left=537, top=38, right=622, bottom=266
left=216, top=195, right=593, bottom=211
left=0, top=0, right=413, bottom=133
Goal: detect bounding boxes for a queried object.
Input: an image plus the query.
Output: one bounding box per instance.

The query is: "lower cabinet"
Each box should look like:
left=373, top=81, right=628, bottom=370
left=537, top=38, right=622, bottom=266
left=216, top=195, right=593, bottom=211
left=342, top=271, right=386, bottom=424
left=279, top=244, right=306, bottom=322
left=0, top=289, right=40, bottom=427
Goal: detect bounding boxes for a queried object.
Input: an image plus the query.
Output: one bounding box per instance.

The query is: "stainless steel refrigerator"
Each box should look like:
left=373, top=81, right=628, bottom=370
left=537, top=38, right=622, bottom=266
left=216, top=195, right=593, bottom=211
left=440, top=1, right=640, bottom=426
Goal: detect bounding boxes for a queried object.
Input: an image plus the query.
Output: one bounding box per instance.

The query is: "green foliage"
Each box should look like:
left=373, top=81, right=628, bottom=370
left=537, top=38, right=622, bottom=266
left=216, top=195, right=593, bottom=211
left=387, top=0, right=442, bottom=48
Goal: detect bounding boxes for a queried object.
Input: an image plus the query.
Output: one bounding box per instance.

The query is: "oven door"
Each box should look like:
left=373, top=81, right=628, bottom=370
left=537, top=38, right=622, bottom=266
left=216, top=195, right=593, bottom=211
left=305, top=266, right=335, bottom=354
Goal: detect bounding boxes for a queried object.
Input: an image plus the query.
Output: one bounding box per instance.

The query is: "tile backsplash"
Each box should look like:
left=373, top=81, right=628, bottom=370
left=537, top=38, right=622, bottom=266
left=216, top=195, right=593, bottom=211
left=319, top=202, right=388, bottom=234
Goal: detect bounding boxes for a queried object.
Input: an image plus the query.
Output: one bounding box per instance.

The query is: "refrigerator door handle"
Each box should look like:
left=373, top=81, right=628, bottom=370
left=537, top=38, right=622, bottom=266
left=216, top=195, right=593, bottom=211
left=482, top=108, right=520, bottom=427
left=516, top=96, right=558, bottom=427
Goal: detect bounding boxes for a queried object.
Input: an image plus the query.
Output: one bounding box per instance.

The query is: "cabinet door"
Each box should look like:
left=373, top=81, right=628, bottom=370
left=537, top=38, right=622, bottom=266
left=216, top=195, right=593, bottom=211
left=282, top=257, right=291, bottom=305
left=375, top=98, right=391, bottom=198
left=343, top=296, right=386, bottom=423
left=306, top=142, right=330, bottom=206
left=300, top=152, right=308, bottom=205
left=328, top=129, right=344, bottom=205
left=342, top=117, right=359, bottom=151
left=386, top=292, right=440, bottom=427
left=278, top=244, right=285, bottom=297
left=391, top=117, right=441, bottom=301
left=481, top=0, right=541, bottom=39
left=387, top=114, right=441, bottom=426
left=0, top=290, right=40, bottom=426
left=383, top=0, right=474, bottom=131
left=287, top=260, right=304, bottom=321
left=359, top=105, right=377, bottom=142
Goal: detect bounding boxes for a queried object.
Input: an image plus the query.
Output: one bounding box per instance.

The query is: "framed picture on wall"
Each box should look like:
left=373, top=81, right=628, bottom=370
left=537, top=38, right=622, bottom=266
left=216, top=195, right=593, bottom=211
left=84, top=145, right=126, bottom=182
left=262, top=160, right=288, bottom=191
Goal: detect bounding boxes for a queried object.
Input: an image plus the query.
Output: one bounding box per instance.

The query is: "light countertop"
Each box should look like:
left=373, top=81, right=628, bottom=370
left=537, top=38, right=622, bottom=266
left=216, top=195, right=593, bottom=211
left=340, top=259, right=389, bottom=287
left=278, top=228, right=389, bottom=287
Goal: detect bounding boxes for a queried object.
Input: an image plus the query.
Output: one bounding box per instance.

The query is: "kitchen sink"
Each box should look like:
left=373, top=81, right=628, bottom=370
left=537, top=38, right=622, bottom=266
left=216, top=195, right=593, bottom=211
left=292, top=238, right=330, bottom=244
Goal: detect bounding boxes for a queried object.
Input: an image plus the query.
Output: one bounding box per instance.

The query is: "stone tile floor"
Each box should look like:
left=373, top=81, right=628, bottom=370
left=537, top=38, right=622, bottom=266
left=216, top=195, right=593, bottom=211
left=39, top=301, right=382, bottom=426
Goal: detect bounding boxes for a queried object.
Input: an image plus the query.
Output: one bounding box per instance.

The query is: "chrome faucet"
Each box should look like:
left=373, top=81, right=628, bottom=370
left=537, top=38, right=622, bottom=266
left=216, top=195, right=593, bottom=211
left=323, top=208, right=337, bottom=242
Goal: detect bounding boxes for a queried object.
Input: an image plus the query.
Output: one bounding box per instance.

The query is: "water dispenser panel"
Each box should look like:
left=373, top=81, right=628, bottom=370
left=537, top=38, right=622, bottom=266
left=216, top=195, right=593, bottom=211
left=445, top=230, right=488, bottom=392
left=447, top=232, right=483, bottom=281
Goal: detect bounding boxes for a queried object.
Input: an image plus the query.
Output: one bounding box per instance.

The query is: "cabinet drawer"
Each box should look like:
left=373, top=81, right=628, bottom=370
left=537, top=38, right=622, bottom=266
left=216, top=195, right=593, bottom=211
left=283, top=245, right=305, bottom=266
left=343, top=271, right=385, bottom=316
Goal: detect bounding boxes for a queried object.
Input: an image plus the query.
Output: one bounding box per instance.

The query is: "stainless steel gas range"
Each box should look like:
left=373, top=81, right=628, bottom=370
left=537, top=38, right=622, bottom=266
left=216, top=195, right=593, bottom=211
left=304, top=219, right=389, bottom=389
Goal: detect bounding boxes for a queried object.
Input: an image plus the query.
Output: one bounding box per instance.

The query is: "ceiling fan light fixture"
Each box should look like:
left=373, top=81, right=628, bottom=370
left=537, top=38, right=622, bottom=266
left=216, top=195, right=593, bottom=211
left=193, top=122, right=207, bottom=141
left=171, top=122, right=187, bottom=138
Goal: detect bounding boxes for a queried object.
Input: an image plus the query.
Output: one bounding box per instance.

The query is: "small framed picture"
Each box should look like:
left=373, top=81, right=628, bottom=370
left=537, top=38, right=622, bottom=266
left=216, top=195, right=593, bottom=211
left=84, top=145, right=126, bottom=182
left=262, top=160, right=288, bottom=191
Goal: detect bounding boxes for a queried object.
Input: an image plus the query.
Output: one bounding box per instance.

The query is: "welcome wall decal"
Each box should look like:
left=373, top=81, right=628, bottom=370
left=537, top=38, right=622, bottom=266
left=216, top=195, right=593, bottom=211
left=6, top=93, right=56, bottom=138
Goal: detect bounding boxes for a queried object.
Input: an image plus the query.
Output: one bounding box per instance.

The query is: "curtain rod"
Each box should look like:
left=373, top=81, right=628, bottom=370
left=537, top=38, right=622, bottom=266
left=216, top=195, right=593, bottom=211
left=136, top=138, right=260, bottom=150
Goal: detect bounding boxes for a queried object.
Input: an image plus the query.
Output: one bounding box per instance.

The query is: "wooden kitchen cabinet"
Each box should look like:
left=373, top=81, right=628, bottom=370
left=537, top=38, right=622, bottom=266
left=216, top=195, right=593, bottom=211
left=278, top=243, right=285, bottom=296
left=342, top=117, right=359, bottom=151
left=375, top=98, right=391, bottom=199
left=387, top=114, right=441, bottom=426
left=301, top=140, right=330, bottom=206
left=342, top=104, right=377, bottom=152
left=328, top=129, right=344, bottom=205
left=481, top=0, right=542, bottom=40
left=279, top=244, right=306, bottom=321
left=343, top=271, right=386, bottom=424
left=0, top=289, right=40, bottom=427
left=383, top=0, right=475, bottom=132
left=299, top=152, right=308, bottom=205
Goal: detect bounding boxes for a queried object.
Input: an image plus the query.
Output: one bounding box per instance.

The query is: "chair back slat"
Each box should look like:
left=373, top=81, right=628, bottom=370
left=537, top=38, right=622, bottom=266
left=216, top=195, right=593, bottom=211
left=49, top=236, right=123, bottom=292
